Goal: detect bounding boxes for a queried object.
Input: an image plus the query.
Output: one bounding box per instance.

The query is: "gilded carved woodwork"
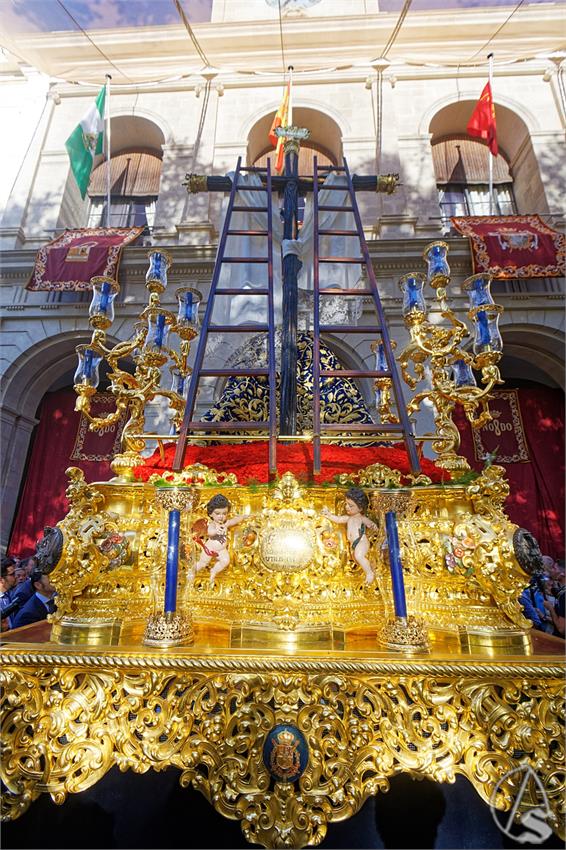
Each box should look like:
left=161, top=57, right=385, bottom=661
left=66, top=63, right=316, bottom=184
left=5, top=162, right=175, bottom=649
left=1, top=652, right=563, bottom=846
left=47, top=466, right=532, bottom=642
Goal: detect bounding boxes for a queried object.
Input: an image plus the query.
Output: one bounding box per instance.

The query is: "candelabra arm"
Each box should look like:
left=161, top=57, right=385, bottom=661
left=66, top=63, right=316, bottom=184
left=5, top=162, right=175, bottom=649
left=90, top=330, right=145, bottom=366
left=410, top=316, right=468, bottom=359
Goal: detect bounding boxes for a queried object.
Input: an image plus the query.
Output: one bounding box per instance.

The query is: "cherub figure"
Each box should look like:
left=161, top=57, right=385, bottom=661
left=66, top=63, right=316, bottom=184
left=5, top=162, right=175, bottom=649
left=191, top=494, right=246, bottom=585
left=321, top=487, right=378, bottom=583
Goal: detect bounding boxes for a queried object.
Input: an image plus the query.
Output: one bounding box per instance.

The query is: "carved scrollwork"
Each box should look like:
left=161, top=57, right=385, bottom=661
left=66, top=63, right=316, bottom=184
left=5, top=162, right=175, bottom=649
left=1, top=663, right=563, bottom=845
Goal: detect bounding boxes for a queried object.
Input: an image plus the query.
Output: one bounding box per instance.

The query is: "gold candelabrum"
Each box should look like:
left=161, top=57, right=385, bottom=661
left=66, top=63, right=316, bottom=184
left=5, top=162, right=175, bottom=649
left=397, top=241, right=504, bottom=472
left=73, top=252, right=202, bottom=480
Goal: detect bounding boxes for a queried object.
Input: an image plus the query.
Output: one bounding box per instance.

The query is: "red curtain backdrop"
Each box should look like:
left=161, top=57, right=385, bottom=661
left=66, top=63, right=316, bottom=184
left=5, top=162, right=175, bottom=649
left=8, top=388, right=121, bottom=557
left=454, top=387, right=565, bottom=559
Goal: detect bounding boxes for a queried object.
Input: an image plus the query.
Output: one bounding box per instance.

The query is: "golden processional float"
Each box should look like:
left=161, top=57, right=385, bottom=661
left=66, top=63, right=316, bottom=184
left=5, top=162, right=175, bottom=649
left=1, top=134, right=564, bottom=848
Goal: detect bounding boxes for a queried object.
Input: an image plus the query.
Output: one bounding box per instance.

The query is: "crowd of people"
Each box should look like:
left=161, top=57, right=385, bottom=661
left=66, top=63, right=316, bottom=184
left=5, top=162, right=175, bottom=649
left=519, top=555, right=565, bottom=638
left=0, top=555, right=57, bottom=631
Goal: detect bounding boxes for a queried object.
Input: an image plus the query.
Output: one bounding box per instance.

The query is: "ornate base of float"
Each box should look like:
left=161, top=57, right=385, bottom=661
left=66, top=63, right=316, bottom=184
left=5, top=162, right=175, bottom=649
left=1, top=632, right=564, bottom=846
left=2, top=463, right=564, bottom=845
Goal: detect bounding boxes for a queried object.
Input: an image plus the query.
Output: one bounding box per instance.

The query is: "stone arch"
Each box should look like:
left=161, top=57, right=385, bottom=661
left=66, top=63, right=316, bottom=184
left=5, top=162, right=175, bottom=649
left=427, top=98, right=548, bottom=215
left=1, top=330, right=124, bottom=420
left=246, top=105, right=343, bottom=166
left=499, top=323, right=565, bottom=390
left=108, top=113, right=168, bottom=155
left=0, top=330, right=120, bottom=548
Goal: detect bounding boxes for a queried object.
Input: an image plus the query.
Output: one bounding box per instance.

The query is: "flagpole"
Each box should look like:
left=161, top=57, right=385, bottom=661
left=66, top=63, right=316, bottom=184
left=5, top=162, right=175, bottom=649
left=105, top=74, right=112, bottom=228
left=288, top=65, right=293, bottom=126
left=488, top=53, right=494, bottom=215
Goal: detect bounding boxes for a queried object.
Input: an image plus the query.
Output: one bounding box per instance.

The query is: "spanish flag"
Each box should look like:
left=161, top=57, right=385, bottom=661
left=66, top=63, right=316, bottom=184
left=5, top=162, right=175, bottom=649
left=268, top=81, right=290, bottom=174
left=467, top=82, right=498, bottom=156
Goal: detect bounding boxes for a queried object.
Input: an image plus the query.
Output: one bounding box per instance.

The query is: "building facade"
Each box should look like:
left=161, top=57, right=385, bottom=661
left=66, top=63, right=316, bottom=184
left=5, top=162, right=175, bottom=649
left=1, top=0, right=564, bottom=551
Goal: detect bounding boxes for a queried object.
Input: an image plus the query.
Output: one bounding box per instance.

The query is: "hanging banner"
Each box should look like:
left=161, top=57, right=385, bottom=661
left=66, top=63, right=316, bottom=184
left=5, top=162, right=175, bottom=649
left=451, top=215, right=565, bottom=279
left=462, top=390, right=530, bottom=465
left=26, top=226, right=143, bottom=291
left=70, top=392, right=127, bottom=462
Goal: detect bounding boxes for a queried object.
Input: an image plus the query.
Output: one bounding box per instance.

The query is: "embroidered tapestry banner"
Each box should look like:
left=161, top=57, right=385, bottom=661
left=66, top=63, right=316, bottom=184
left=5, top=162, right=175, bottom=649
left=26, top=226, right=143, bottom=291
left=451, top=214, right=565, bottom=278
left=468, top=390, right=530, bottom=464
left=70, top=392, right=127, bottom=462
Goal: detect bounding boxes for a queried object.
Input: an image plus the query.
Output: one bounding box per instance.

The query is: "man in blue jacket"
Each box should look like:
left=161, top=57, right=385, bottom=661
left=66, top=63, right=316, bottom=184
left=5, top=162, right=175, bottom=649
left=11, top=569, right=57, bottom=628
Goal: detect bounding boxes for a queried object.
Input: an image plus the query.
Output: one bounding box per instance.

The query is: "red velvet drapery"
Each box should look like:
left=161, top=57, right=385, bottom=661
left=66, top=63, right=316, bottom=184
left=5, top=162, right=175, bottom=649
left=8, top=388, right=117, bottom=557
left=454, top=387, right=565, bottom=559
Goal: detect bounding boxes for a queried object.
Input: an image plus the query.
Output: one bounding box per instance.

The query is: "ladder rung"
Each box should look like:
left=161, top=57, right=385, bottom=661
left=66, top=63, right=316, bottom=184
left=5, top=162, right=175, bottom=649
left=317, top=166, right=345, bottom=171
left=215, top=288, right=269, bottom=295
left=208, top=324, right=269, bottom=333
left=223, top=257, right=268, bottom=263
left=233, top=205, right=268, bottom=212
left=321, top=370, right=391, bottom=378
left=227, top=230, right=269, bottom=236
left=319, top=325, right=382, bottom=334
left=318, top=230, right=359, bottom=236
left=239, top=166, right=268, bottom=172
left=200, top=369, right=269, bottom=377
left=187, top=421, right=268, bottom=431
left=319, top=257, right=364, bottom=264
left=321, top=423, right=406, bottom=433
left=235, top=185, right=267, bottom=192
left=320, top=288, right=372, bottom=296
left=318, top=205, right=354, bottom=212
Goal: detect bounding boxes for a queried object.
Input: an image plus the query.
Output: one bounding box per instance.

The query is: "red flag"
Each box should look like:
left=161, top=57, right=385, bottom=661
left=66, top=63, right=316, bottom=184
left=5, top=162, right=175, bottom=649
left=268, top=82, right=290, bottom=174
left=467, top=82, right=498, bottom=156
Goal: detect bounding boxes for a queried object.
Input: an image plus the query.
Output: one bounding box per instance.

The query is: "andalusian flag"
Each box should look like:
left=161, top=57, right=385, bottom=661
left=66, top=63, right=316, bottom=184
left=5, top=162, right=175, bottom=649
left=268, top=82, right=290, bottom=174
left=65, top=86, right=106, bottom=199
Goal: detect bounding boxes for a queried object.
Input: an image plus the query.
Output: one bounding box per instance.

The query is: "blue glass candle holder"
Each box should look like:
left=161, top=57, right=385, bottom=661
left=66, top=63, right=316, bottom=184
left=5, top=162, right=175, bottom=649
left=373, top=341, right=387, bottom=372
left=175, top=287, right=202, bottom=340
left=145, top=249, right=172, bottom=293
left=423, top=241, right=450, bottom=288
left=170, top=367, right=189, bottom=400
left=451, top=358, right=477, bottom=388
left=144, top=311, right=172, bottom=364
left=463, top=273, right=495, bottom=310
left=89, top=276, right=119, bottom=328
left=472, top=310, right=503, bottom=356
left=74, top=345, right=102, bottom=388
left=399, top=273, right=427, bottom=318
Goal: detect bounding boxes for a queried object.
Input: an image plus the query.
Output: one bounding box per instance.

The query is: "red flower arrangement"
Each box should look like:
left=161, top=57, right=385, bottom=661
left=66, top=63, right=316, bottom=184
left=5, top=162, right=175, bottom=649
left=134, top=442, right=449, bottom=485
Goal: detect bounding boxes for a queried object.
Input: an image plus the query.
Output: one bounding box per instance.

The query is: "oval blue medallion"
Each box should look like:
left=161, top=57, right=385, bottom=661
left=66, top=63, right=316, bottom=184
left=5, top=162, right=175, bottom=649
left=263, top=724, right=308, bottom=783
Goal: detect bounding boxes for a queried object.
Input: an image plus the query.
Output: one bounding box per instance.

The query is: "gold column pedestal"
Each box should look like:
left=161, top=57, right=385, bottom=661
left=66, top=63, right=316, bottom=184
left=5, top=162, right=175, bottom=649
left=143, top=610, right=194, bottom=647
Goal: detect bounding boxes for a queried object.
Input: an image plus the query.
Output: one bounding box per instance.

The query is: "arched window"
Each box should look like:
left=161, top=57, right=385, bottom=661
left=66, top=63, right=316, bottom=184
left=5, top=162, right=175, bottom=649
left=85, top=114, right=165, bottom=232
left=432, top=135, right=516, bottom=227
left=87, top=149, right=162, bottom=231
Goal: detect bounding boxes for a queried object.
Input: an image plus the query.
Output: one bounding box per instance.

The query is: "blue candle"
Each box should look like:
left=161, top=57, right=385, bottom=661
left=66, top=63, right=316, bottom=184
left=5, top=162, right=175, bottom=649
left=164, top=509, right=180, bottom=613
left=407, top=280, right=420, bottom=310
left=184, top=291, right=193, bottom=322
left=385, top=511, right=407, bottom=619
left=376, top=342, right=387, bottom=371
left=476, top=310, right=491, bottom=347
left=99, top=281, right=112, bottom=313
left=83, top=349, right=93, bottom=379
left=154, top=313, right=166, bottom=348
